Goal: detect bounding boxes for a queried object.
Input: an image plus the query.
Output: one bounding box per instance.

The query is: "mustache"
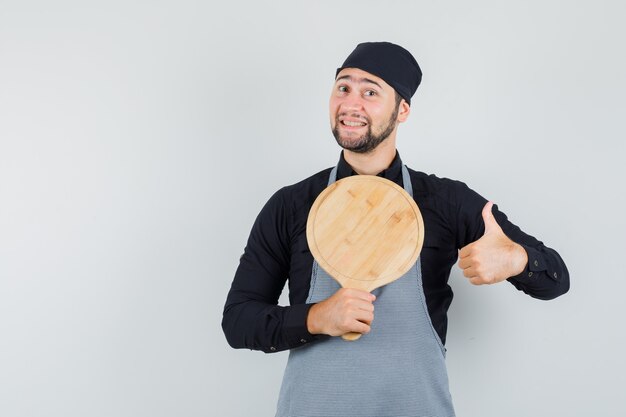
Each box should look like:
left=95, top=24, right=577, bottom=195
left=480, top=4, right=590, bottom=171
left=336, top=112, right=370, bottom=124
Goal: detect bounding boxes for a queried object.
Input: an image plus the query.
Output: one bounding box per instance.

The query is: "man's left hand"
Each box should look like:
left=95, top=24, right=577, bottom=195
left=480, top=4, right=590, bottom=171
left=458, top=201, right=528, bottom=285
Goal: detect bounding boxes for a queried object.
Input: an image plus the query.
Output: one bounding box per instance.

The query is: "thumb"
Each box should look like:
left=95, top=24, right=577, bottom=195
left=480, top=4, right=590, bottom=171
left=481, top=201, right=501, bottom=234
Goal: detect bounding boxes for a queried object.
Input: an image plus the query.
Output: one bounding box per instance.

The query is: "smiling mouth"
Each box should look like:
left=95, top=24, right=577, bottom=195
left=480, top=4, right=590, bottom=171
left=341, top=120, right=367, bottom=127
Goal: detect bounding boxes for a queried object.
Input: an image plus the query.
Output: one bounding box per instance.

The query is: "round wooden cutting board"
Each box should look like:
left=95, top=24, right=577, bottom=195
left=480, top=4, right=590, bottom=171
left=307, top=175, right=424, bottom=295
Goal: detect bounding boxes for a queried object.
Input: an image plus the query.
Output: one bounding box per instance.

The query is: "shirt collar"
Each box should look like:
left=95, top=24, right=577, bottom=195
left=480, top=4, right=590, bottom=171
left=336, top=150, right=404, bottom=185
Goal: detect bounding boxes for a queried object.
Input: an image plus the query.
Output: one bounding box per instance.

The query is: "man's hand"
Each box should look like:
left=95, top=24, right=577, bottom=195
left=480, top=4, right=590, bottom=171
left=307, top=288, right=376, bottom=336
left=458, top=201, right=528, bottom=285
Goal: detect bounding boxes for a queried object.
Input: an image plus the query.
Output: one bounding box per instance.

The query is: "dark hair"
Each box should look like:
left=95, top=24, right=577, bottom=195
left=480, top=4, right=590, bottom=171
left=394, top=91, right=403, bottom=108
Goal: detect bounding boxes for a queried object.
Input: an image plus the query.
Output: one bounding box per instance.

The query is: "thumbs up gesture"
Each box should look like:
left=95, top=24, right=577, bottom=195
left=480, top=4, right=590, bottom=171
left=458, top=202, right=528, bottom=285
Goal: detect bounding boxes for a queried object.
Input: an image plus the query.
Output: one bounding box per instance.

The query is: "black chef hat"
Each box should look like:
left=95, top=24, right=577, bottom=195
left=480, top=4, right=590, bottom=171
left=336, top=42, right=422, bottom=105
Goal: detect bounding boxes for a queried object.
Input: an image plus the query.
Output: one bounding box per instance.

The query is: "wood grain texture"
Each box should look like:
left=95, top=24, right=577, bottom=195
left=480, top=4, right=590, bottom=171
left=307, top=175, right=424, bottom=294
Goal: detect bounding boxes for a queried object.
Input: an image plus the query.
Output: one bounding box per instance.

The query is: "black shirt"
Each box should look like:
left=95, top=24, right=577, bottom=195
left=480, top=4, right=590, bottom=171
left=222, top=151, right=569, bottom=353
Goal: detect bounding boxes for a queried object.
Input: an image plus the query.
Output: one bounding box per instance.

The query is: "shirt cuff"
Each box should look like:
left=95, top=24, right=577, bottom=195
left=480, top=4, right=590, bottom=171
left=509, top=244, right=560, bottom=282
left=283, top=303, right=325, bottom=348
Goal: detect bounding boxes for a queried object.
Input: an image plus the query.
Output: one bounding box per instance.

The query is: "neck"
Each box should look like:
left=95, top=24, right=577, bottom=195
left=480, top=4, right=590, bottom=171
left=343, top=135, right=397, bottom=175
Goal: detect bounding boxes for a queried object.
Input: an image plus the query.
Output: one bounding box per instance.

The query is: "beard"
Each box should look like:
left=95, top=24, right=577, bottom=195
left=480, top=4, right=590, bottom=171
left=332, top=105, right=399, bottom=154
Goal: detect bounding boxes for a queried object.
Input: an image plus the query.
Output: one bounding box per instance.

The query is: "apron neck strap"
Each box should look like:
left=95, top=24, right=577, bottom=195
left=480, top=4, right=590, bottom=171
left=327, top=165, right=413, bottom=197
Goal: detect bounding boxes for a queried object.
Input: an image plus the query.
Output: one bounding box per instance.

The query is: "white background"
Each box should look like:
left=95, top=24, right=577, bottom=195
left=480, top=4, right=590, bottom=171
left=1, top=1, right=625, bottom=416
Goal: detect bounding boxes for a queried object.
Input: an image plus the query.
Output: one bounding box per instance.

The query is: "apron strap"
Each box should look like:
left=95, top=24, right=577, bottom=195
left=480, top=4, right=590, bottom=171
left=327, top=166, right=338, bottom=186
left=328, top=164, right=413, bottom=198
left=401, top=165, right=413, bottom=198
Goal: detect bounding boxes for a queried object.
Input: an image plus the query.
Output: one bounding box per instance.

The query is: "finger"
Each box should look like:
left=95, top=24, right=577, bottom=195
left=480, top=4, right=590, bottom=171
left=469, top=276, right=485, bottom=286
left=458, top=256, right=472, bottom=269
left=354, top=310, right=374, bottom=325
left=462, top=266, right=478, bottom=278
left=350, top=321, right=372, bottom=334
left=339, top=294, right=374, bottom=314
left=342, top=315, right=373, bottom=334
left=481, top=201, right=494, bottom=232
left=348, top=298, right=374, bottom=313
left=482, top=201, right=502, bottom=235
left=459, top=244, right=473, bottom=259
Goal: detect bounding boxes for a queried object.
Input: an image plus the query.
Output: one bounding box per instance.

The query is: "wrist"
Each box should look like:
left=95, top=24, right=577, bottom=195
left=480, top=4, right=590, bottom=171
left=509, top=242, right=528, bottom=276
left=306, top=303, right=323, bottom=334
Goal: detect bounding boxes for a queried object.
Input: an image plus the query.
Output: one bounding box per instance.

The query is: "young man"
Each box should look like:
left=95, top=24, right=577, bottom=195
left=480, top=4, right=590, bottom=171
left=222, top=42, right=569, bottom=416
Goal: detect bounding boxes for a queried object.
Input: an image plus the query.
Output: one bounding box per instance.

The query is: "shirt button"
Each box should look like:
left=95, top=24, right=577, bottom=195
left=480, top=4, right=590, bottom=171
left=533, top=260, right=539, bottom=267
left=553, top=272, right=558, bottom=279
left=300, top=339, right=307, bottom=343
left=270, top=346, right=276, bottom=352
left=528, top=271, right=533, bottom=277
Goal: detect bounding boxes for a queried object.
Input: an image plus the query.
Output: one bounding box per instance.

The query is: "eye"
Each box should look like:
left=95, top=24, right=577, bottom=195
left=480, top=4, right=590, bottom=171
left=337, top=85, right=348, bottom=93
left=364, top=90, right=377, bottom=97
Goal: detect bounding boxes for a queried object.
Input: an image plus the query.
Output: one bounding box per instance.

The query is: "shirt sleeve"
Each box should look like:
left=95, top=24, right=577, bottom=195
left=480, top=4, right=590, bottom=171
left=455, top=181, right=570, bottom=300
left=221, top=188, right=321, bottom=353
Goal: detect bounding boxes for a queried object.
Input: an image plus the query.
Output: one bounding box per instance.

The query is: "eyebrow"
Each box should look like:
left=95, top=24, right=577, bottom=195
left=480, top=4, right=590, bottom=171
left=335, top=75, right=382, bottom=89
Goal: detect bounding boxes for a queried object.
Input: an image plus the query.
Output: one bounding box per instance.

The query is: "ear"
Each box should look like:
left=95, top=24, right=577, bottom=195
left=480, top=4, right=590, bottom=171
left=396, top=100, right=411, bottom=123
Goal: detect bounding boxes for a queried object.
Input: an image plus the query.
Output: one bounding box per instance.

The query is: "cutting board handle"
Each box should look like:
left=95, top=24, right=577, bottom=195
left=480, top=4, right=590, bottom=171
left=342, top=332, right=362, bottom=341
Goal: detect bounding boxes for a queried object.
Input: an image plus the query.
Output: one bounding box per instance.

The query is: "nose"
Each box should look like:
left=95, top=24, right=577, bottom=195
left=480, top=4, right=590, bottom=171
left=339, top=91, right=364, bottom=113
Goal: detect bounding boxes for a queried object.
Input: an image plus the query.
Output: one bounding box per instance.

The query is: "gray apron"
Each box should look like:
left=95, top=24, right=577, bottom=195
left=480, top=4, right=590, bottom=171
left=276, top=165, right=455, bottom=417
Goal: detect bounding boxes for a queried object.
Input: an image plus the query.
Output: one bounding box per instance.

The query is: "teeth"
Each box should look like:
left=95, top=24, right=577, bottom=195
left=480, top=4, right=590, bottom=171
left=343, top=120, right=366, bottom=127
